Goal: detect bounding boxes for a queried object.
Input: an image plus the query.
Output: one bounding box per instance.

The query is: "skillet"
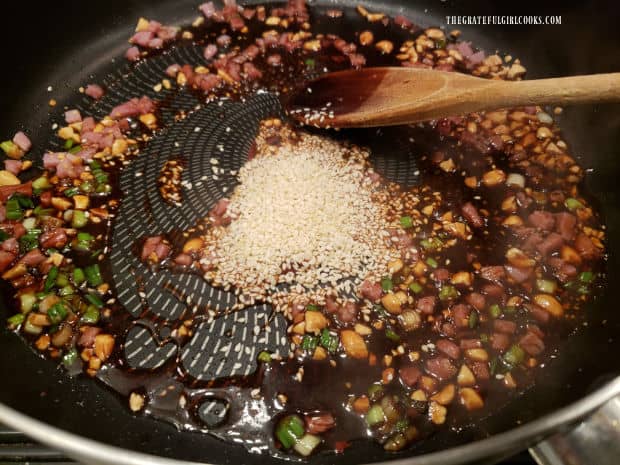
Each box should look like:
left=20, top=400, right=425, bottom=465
left=0, top=0, right=619, bottom=464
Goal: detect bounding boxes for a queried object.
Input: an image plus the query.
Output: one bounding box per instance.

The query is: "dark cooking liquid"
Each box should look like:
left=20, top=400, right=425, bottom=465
left=93, top=120, right=599, bottom=458
left=11, top=3, right=605, bottom=460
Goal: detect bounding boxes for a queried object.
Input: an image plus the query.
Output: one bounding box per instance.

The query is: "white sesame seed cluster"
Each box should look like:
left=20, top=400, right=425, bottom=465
left=201, top=122, right=400, bottom=309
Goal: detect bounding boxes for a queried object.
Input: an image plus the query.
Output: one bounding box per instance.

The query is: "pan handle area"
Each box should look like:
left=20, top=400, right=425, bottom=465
left=529, top=390, right=620, bottom=465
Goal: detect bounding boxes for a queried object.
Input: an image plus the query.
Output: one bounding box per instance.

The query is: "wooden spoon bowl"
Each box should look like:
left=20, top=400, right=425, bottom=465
left=288, top=67, right=620, bottom=128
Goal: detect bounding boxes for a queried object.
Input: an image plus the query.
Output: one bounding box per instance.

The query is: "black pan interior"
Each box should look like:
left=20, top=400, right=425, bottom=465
left=0, top=0, right=619, bottom=464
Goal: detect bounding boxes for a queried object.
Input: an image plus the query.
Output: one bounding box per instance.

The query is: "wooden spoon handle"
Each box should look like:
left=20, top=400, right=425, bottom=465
left=481, top=72, right=620, bottom=108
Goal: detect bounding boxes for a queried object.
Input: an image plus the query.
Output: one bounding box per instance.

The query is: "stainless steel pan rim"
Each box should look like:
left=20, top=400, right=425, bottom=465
left=1, top=377, right=619, bottom=465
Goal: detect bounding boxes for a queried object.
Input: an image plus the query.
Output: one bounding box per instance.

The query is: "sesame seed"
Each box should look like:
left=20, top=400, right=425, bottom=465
left=198, top=121, right=401, bottom=309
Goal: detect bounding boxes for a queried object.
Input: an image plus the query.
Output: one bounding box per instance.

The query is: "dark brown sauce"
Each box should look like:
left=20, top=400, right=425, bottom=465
left=97, top=115, right=600, bottom=457
left=8, top=3, right=606, bottom=460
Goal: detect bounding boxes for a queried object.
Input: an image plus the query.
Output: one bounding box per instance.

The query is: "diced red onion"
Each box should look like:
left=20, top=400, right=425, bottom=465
left=64, top=109, right=82, bottom=124
left=125, top=46, right=141, bottom=62
left=199, top=2, right=216, bottom=18
left=85, top=84, right=105, bottom=100
left=204, top=44, right=218, bottom=60
left=130, top=31, right=154, bottom=47
left=4, top=160, right=22, bottom=175
left=12, top=131, right=32, bottom=152
left=165, top=64, right=181, bottom=77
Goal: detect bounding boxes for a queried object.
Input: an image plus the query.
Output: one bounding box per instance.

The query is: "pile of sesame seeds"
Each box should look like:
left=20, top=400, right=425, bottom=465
left=200, top=120, right=401, bottom=310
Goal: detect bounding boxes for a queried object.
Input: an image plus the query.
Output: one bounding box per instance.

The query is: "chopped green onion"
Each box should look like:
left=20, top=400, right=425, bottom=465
left=23, top=320, right=42, bottom=335
left=425, top=257, right=438, bottom=268
left=55, top=273, right=69, bottom=288
left=81, top=305, right=100, bottom=324
left=420, top=237, right=443, bottom=251
left=44, top=266, right=59, bottom=292
left=366, top=404, right=385, bottom=426
left=95, top=184, right=112, bottom=194
left=84, top=264, right=103, bottom=287
left=74, top=231, right=94, bottom=251
left=62, top=348, right=78, bottom=367
left=536, top=279, right=557, bottom=294
left=23, top=227, right=41, bottom=236
left=503, top=344, right=525, bottom=367
left=468, top=310, right=479, bottom=328
left=79, top=181, right=93, bottom=193
left=85, top=293, right=104, bottom=308
left=488, top=304, right=501, bottom=319
left=63, top=187, right=80, bottom=197
left=0, top=230, right=9, bottom=242
left=19, top=231, right=39, bottom=252
left=71, top=237, right=96, bottom=252
left=71, top=210, right=88, bottom=229
left=59, top=285, right=74, bottom=296
left=579, top=271, right=595, bottom=283
left=293, top=433, right=322, bottom=457
left=385, top=328, right=400, bottom=342
left=19, top=292, right=36, bottom=313
left=257, top=351, right=272, bottom=363
left=408, top=281, right=423, bottom=294
left=77, top=232, right=94, bottom=242
left=33, top=206, right=53, bottom=216
left=69, top=145, right=82, bottom=154
left=13, top=193, right=33, bottom=209
left=320, top=328, right=339, bottom=353
left=64, top=139, right=74, bottom=150
left=48, top=302, right=68, bottom=324
left=489, top=357, right=499, bottom=375
left=380, top=276, right=393, bottom=292
left=399, top=216, right=413, bottom=229
left=32, top=176, right=52, bottom=191
left=89, top=160, right=102, bottom=170
left=306, top=304, right=320, bottom=311
left=93, top=171, right=109, bottom=184
left=480, top=333, right=489, bottom=343
left=438, top=285, right=458, bottom=301
left=301, top=335, right=318, bottom=351
left=73, top=268, right=86, bottom=285
left=5, top=198, right=22, bottom=220
left=304, top=58, right=316, bottom=68
left=275, top=415, right=305, bottom=449
left=367, top=384, right=384, bottom=401
left=0, top=140, right=21, bottom=157
left=565, top=198, right=584, bottom=210
left=7, top=313, right=25, bottom=326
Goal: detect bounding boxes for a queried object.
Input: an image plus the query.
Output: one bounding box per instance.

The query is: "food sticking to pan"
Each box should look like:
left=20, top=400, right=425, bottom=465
left=0, top=0, right=606, bottom=460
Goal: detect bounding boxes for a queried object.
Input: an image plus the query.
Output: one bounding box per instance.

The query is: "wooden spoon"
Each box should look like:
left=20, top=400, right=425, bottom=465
left=287, top=67, right=620, bottom=128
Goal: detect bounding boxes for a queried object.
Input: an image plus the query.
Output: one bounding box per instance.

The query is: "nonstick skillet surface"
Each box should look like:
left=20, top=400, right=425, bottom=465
left=0, top=1, right=620, bottom=464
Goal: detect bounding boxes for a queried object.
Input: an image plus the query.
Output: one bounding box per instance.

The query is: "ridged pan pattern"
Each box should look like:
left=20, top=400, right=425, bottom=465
left=44, top=37, right=421, bottom=383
